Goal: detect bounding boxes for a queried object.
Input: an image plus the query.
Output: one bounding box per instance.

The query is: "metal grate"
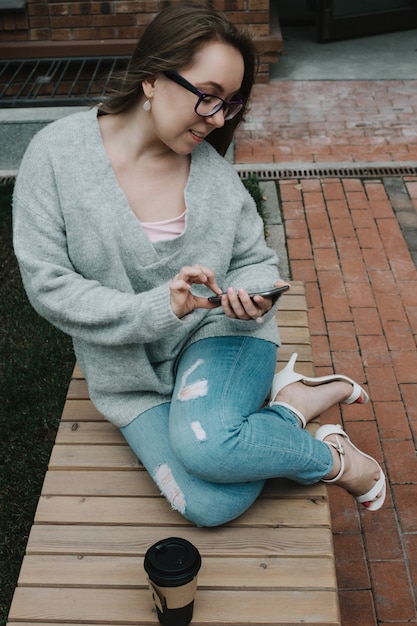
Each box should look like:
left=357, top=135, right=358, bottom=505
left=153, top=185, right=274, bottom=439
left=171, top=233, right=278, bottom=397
left=235, top=163, right=417, bottom=180
left=0, top=175, right=16, bottom=185
left=2, top=164, right=417, bottom=186
left=0, top=56, right=129, bottom=107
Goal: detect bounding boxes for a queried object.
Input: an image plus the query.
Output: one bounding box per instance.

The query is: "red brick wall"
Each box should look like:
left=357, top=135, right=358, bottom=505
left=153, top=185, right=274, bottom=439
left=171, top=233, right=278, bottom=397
left=0, top=0, right=279, bottom=81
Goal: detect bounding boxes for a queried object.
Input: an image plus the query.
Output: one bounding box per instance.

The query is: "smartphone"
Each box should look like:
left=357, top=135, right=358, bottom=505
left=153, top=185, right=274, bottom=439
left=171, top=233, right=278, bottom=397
left=208, top=284, right=289, bottom=304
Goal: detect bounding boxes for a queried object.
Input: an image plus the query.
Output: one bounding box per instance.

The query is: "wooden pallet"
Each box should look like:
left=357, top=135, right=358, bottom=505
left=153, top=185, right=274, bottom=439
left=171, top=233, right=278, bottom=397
left=7, top=282, right=341, bottom=626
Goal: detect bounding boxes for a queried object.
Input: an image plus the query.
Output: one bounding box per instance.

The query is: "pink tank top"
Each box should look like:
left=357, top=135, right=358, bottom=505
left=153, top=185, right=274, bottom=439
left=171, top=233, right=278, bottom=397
left=141, top=211, right=186, bottom=243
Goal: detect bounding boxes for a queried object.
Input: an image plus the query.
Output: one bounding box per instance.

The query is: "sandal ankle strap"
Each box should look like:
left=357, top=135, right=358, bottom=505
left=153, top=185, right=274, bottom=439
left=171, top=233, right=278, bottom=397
left=321, top=435, right=345, bottom=483
left=268, top=400, right=306, bottom=428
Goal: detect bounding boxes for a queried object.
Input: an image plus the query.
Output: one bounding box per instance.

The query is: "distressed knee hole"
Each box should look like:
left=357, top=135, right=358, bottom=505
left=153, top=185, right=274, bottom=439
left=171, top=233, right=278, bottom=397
left=191, top=420, right=207, bottom=442
left=153, top=463, right=186, bottom=515
left=177, top=358, right=208, bottom=401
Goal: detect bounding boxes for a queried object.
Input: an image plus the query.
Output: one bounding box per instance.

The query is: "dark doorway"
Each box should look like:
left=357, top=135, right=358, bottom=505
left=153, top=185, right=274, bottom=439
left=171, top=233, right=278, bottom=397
left=314, top=0, right=417, bottom=41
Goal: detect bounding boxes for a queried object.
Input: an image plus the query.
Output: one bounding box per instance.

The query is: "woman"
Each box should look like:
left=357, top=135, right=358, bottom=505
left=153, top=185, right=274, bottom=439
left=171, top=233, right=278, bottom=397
left=13, top=2, right=385, bottom=526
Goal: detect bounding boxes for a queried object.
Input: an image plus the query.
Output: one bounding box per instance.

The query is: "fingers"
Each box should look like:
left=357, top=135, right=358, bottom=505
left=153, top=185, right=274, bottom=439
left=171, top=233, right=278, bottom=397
left=175, top=264, right=221, bottom=293
left=222, top=288, right=267, bottom=321
left=171, top=266, right=286, bottom=321
left=169, top=277, right=191, bottom=295
left=170, top=265, right=222, bottom=318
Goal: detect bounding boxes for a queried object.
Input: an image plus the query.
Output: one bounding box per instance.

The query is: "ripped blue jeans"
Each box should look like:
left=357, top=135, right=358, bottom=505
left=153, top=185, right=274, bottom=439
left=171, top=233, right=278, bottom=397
left=121, top=336, right=333, bottom=527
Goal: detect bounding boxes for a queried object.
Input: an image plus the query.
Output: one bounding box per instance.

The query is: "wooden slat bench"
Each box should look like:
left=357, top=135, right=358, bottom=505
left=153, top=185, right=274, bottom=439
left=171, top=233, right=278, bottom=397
left=7, top=281, right=341, bottom=626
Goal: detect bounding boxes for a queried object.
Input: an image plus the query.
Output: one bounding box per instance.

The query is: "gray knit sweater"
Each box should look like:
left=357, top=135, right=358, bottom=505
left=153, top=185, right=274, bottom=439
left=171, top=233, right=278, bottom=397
left=13, top=108, right=281, bottom=427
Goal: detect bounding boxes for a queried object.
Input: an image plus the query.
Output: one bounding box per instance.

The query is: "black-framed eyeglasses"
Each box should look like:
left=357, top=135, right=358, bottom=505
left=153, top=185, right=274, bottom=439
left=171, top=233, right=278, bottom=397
left=163, top=71, right=244, bottom=121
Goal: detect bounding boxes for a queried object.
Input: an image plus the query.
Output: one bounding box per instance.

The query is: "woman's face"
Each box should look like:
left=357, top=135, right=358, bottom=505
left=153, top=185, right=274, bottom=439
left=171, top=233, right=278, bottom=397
left=143, top=40, right=245, bottom=155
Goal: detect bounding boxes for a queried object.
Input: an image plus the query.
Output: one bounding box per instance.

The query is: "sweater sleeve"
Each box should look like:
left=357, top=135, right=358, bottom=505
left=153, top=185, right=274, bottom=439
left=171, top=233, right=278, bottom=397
left=224, top=183, right=281, bottom=292
left=13, top=134, right=186, bottom=347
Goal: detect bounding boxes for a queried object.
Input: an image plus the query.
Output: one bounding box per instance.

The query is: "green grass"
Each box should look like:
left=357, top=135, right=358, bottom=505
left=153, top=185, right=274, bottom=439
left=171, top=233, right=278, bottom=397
left=0, top=181, right=75, bottom=626
left=243, top=174, right=268, bottom=235
left=0, top=175, right=265, bottom=624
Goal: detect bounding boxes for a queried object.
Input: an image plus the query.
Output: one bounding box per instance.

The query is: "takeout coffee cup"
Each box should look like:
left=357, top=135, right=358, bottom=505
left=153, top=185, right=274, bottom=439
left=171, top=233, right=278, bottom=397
left=144, top=537, right=202, bottom=626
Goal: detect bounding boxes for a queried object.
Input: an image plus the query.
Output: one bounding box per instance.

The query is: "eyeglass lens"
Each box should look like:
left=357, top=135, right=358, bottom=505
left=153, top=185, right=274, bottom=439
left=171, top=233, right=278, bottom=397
left=197, top=95, right=242, bottom=120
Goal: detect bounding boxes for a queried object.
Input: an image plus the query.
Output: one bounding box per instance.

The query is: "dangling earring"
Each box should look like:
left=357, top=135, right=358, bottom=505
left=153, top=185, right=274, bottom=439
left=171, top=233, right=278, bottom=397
left=143, top=99, right=151, bottom=112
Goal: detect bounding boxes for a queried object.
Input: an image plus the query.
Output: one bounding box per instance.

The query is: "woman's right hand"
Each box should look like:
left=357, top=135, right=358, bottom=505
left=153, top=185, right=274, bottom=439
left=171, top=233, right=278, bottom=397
left=170, top=264, right=222, bottom=318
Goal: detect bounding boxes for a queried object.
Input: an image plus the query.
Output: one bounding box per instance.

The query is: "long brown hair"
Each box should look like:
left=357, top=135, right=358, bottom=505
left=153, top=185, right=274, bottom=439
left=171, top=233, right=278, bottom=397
left=99, top=2, right=258, bottom=156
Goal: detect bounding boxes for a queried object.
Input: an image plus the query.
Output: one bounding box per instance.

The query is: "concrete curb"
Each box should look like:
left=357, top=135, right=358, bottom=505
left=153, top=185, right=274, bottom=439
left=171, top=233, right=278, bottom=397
left=260, top=180, right=290, bottom=282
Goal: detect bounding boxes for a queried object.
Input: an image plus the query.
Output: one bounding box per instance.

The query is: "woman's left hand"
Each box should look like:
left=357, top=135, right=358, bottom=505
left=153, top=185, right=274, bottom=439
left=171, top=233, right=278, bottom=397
left=221, top=280, right=290, bottom=323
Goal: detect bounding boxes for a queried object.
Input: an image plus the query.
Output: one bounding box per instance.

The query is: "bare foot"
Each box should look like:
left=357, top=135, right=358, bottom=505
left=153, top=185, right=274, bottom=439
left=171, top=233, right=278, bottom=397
left=323, top=433, right=384, bottom=508
left=274, top=379, right=363, bottom=426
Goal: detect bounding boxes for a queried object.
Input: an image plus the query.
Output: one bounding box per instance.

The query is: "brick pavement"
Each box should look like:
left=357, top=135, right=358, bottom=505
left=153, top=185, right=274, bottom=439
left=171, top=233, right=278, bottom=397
left=235, top=80, right=417, bottom=165
left=235, top=80, right=417, bottom=626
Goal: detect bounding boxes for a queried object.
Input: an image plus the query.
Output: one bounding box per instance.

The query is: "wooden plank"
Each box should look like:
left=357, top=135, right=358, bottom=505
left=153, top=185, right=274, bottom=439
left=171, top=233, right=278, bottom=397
left=279, top=326, right=312, bottom=344
left=278, top=294, right=309, bottom=312
left=277, top=309, right=309, bottom=327
left=3, top=620, right=96, bottom=626
left=9, top=588, right=340, bottom=625
left=55, top=421, right=124, bottom=445
left=27, top=525, right=335, bottom=558
left=277, top=348, right=312, bottom=371
left=34, top=495, right=331, bottom=527
left=41, top=470, right=326, bottom=498
left=72, top=362, right=84, bottom=379
left=41, top=470, right=152, bottom=497
left=67, top=379, right=89, bottom=399
left=61, top=399, right=104, bottom=422
left=279, top=281, right=304, bottom=295
left=49, top=441, right=317, bottom=473
left=17, top=554, right=336, bottom=590
left=279, top=345, right=312, bottom=364
left=54, top=421, right=321, bottom=459
left=49, top=444, right=140, bottom=470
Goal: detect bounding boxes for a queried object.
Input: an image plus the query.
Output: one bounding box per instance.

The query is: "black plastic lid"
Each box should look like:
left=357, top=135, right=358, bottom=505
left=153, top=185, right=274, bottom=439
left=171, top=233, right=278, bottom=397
left=144, top=537, right=202, bottom=587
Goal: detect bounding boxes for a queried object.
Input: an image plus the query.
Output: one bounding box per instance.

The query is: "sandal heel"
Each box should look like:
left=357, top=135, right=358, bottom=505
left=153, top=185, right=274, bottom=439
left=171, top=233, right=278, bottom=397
left=270, top=353, right=369, bottom=405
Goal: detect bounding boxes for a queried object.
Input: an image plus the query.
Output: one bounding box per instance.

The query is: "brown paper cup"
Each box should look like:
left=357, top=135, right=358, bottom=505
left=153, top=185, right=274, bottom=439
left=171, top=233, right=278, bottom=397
left=147, top=575, right=199, bottom=611
left=144, top=537, right=201, bottom=626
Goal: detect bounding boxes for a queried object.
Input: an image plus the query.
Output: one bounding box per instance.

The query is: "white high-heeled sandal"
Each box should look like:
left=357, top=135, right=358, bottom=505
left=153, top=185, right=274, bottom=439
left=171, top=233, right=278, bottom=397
left=270, top=352, right=369, bottom=406
left=315, top=423, right=386, bottom=511
left=268, top=399, right=307, bottom=428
